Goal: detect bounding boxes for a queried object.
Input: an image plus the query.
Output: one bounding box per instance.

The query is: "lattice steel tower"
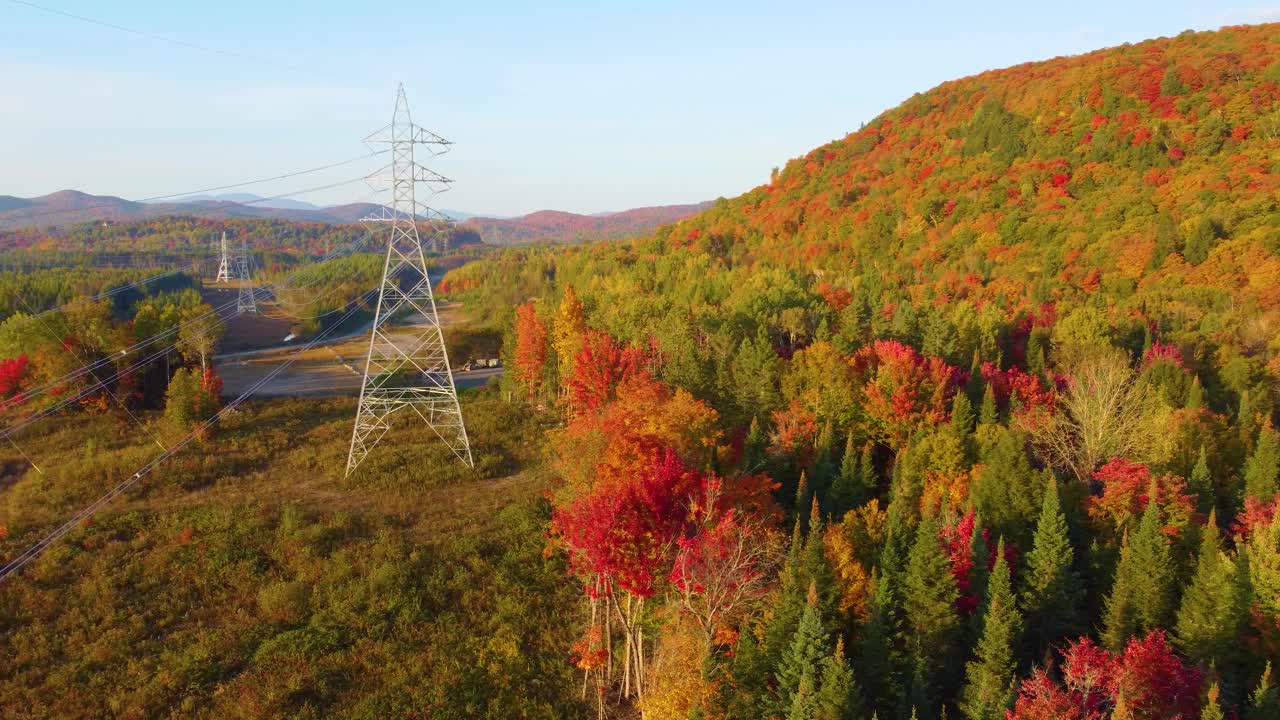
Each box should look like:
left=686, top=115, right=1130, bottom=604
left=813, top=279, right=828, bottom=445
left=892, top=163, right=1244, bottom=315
left=215, top=231, right=232, bottom=283
left=345, top=84, right=473, bottom=476
left=235, top=235, right=257, bottom=315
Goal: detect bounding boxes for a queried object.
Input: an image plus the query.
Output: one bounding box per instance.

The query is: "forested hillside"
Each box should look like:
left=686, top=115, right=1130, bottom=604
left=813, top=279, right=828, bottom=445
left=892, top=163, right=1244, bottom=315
left=462, top=202, right=713, bottom=245
left=0, top=215, right=479, bottom=258
left=439, top=23, right=1280, bottom=719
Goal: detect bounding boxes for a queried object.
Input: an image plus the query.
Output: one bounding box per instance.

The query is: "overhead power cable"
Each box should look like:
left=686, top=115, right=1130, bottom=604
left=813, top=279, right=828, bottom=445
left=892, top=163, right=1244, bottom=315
left=0, top=153, right=388, bottom=229
left=5, top=0, right=347, bottom=82
left=0, top=302, right=365, bottom=583
left=3, top=228, right=370, bottom=424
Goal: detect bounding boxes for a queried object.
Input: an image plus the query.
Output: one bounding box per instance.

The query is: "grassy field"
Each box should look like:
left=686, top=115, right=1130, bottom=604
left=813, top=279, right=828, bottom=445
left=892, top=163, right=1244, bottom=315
left=0, top=389, right=588, bottom=719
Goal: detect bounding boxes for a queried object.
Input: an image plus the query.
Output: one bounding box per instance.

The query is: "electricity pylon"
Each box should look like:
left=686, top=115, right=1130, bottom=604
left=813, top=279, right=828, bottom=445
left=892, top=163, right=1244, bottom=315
left=235, top=235, right=257, bottom=315
left=345, top=84, right=473, bottom=476
left=215, top=231, right=232, bottom=283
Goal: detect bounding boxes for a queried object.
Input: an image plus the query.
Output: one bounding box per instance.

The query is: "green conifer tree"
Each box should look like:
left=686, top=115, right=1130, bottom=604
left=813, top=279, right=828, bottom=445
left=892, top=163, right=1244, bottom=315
left=778, top=583, right=830, bottom=716
left=1175, top=513, right=1244, bottom=669
left=952, top=390, right=975, bottom=435
left=1020, top=477, right=1081, bottom=661
left=1248, top=663, right=1280, bottom=720
left=1128, top=482, right=1176, bottom=631
left=814, top=423, right=838, bottom=507
left=814, top=637, right=860, bottom=720
left=1103, top=531, right=1139, bottom=652
left=1247, top=506, right=1280, bottom=619
left=1240, top=389, right=1259, bottom=449
left=971, top=429, right=1040, bottom=546
left=978, top=385, right=999, bottom=427
left=960, top=539, right=1021, bottom=720
left=904, top=515, right=961, bottom=705
left=1244, top=425, right=1280, bottom=501
left=1190, top=445, right=1215, bottom=515
left=744, top=416, right=767, bottom=471
left=860, top=446, right=877, bottom=498
left=859, top=569, right=902, bottom=713
left=796, top=471, right=812, bottom=533
left=1186, top=376, right=1205, bottom=410
left=830, top=433, right=863, bottom=518
left=1201, top=682, right=1225, bottom=720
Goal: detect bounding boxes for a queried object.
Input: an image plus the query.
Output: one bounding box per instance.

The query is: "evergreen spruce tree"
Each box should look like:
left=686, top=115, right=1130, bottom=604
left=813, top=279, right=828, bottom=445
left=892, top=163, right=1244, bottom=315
left=814, top=423, right=838, bottom=508
left=830, top=433, right=863, bottom=518
left=1248, top=663, right=1280, bottom=720
left=723, top=621, right=771, bottom=717
left=966, top=352, right=984, bottom=404
left=860, top=446, right=877, bottom=500
left=904, top=515, right=961, bottom=705
left=971, top=429, right=1041, bottom=546
left=796, top=471, right=813, bottom=534
left=1175, top=512, right=1244, bottom=669
left=1020, top=476, right=1081, bottom=662
left=1240, top=389, right=1259, bottom=449
left=859, top=570, right=902, bottom=714
left=1128, top=481, right=1175, bottom=631
left=978, top=385, right=999, bottom=427
left=778, top=583, right=830, bottom=717
left=951, top=390, right=975, bottom=435
left=744, top=416, right=767, bottom=471
left=960, top=539, right=1021, bottom=720
left=966, top=518, right=991, bottom=640
left=1246, top=506, right=1280, bottom=619
left=1186, top=376, right=1205, bottom=410
left=1201, top=682, right=1226, bottom=720
left=1244, top=425, right=1280, bottom=501
left=1190, top=445, right=1215, bottom=514
left=1103, top=531, right=1139, bottom=652
left=814, top=637, right=860, bottom=720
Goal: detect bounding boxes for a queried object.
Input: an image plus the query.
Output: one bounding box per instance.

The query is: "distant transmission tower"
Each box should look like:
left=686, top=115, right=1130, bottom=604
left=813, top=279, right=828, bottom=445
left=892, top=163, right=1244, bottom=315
left=215, top=231, right=232, bottom=283
left=345, top=84, right=473, bottom=475
left=235, top=235, right=257, bottom=315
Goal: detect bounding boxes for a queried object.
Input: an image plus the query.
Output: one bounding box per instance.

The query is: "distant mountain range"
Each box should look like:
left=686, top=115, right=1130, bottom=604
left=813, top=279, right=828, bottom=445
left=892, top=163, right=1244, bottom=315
left=0, top=190, right=390, bottom=228
left=461, top=202, right=715, bottom=245
left=0, top=190, right=711, bottom=245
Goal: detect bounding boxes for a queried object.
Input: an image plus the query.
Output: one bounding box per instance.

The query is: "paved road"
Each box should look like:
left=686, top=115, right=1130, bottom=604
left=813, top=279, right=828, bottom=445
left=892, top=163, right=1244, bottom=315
left=216, top=303, right=501, bottom=398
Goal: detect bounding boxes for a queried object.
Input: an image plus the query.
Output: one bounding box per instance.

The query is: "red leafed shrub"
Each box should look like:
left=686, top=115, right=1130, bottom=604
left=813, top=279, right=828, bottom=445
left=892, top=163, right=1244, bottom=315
left=0, top=354, right=27, bottom=398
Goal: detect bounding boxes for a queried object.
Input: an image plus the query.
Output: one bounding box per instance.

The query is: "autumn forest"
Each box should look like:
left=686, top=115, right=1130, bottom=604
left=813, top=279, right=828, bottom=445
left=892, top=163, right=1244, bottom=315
left=2, top=20, right=1280, bottom=720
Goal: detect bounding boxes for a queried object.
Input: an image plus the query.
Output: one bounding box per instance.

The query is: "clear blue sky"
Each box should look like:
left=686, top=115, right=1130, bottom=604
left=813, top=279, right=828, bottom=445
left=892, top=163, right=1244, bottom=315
left=1, top=1, right=1275, bottom=216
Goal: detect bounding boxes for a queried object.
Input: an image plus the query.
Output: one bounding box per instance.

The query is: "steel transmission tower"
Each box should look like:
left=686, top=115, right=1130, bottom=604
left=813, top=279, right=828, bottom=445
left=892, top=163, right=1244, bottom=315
left=235, top=235, right=257, bottom=315
left=215, top=231, right=232, bottom=283
left=345, top=84, right=473, bottom=476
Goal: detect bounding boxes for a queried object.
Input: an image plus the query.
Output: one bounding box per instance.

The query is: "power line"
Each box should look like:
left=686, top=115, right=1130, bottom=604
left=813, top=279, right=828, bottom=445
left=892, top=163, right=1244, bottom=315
left=0, top=153, right=388, bottom=229
left=0, top=302, right=365, bottom=582
left=2, top=229, right=371, bottom=430
left=6, top=0, right=347, bottom=82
